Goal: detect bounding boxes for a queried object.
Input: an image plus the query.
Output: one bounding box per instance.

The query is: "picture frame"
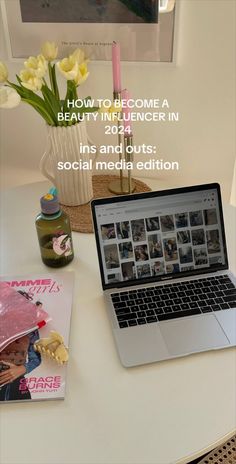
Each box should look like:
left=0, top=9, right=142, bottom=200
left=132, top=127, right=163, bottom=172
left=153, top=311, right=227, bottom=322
left=1, top=0, right=176, bottom=62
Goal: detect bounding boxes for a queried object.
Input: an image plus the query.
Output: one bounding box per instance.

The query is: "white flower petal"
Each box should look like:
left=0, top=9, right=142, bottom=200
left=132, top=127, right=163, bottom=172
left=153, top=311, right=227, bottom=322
left=0, top=87, right=21, bottom=108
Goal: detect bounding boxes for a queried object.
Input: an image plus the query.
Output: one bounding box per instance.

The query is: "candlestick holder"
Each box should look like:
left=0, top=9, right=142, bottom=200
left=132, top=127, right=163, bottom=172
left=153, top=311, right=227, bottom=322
left=108, top=92, right=135, bottom=195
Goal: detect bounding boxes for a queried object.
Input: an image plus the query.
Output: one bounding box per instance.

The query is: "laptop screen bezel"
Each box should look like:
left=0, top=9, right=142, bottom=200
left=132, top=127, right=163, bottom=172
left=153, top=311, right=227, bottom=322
left=91, top=183, right=229, bottom=291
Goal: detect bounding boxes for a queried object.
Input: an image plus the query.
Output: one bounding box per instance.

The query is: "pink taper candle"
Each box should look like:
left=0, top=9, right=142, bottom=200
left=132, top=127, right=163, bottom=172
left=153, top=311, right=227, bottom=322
left=112, top=42, right=121, bottom=93
left=122, top=89, right=132, bottom=136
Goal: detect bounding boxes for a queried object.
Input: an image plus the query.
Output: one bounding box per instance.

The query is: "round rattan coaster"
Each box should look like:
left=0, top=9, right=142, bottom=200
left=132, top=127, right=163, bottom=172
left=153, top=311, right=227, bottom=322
left=60, top=174, right=151, bottom=233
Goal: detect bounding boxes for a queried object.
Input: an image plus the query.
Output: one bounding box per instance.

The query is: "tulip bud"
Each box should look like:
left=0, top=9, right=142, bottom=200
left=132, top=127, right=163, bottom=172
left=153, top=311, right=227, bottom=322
left=0, top=62, right=8, bottom=83
left=41, top=42, right=58, bottom=62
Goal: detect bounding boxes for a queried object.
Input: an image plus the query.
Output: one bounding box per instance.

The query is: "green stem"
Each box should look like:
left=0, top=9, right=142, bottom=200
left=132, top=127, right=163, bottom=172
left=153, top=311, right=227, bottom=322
left=48, top=62, right=60, bottom=100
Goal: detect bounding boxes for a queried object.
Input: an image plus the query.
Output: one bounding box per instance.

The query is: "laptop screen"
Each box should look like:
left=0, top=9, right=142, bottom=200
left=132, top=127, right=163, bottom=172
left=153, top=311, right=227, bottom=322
left=92, top=184, right=228, bottom=289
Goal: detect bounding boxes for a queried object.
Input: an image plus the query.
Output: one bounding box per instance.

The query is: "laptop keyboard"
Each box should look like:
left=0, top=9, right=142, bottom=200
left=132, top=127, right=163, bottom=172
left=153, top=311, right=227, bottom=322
left=111, top=275, right=236, bottom=329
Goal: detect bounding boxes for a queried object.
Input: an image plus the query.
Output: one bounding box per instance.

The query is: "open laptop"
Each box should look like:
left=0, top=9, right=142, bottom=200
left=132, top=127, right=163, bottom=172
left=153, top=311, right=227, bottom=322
left=91, top=183, right=236, bottom=367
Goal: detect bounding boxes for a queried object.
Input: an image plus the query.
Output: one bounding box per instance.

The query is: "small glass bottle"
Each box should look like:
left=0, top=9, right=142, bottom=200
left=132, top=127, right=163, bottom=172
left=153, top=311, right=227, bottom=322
left=35, top=192, right=74, bottom=268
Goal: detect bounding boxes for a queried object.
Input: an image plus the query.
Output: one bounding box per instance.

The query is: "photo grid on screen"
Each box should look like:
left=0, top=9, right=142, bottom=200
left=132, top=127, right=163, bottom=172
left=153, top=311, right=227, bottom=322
left=97, top=190, right=225, bottom=284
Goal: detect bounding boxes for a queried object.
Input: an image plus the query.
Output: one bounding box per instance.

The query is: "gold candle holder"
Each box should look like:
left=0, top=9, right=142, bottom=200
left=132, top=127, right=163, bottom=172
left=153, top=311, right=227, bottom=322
left=124, top=135, right=135, bottom=194
left=108, top=92, right=135, bottom=195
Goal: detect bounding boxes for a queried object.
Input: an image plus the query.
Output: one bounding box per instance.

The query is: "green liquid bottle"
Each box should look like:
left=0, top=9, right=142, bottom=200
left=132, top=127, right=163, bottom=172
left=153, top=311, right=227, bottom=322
left=35, top=192, right=74, bottom=268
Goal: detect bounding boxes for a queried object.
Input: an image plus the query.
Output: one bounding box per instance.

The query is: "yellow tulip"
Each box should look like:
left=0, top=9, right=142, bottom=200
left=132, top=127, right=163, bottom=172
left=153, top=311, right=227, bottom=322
left=0, top=61, right=8, bottom=83
left=24, top=54, right=47, bottom=78
left=74, top=62, right=89, bottom=86
left=20, top=68, right=43, bottom=91
left=71, top=48, right=86, bottom=65
left=41, top=41, right=58, bottom=62
left=56, top=56, right=79, bottom=81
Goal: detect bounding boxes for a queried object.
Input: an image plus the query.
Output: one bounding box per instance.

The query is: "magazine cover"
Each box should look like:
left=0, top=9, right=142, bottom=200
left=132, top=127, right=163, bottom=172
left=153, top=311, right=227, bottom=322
left=0, top=272, right=74, bottom=403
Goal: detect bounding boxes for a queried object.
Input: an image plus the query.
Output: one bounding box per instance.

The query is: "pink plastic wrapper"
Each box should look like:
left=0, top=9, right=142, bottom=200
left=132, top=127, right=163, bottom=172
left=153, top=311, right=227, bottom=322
left=0, top=282, right=50, bottom=352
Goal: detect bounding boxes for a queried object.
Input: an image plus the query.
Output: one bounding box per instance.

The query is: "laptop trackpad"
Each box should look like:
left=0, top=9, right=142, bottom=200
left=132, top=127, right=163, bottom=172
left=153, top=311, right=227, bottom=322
left=159, top=314, right=230, bottom=356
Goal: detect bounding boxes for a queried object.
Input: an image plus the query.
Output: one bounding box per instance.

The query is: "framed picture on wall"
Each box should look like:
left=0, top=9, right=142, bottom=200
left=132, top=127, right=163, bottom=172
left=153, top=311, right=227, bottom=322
left=1, top=0, right=176, bottom=62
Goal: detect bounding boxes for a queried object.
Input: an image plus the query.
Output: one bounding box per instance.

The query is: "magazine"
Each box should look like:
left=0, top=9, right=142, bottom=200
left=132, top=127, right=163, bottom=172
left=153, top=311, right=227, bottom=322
left=0, top=272, right=74, bottom=403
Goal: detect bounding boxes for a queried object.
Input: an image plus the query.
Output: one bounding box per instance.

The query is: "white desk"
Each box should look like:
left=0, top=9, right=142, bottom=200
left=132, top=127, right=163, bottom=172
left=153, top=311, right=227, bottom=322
left=0, top=180, right=236, bottom=464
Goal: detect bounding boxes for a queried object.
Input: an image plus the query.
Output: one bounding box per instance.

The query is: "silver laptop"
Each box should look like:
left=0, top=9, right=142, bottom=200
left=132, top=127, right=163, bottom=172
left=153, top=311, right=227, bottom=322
left=91, top=183, right=236, bottom=367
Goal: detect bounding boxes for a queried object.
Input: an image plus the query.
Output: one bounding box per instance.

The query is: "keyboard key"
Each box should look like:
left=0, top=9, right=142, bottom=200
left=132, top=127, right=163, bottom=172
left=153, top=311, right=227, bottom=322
left=202, top=307, right=212, bottom=313
left=137, top=318, right=146, bottom=325
left=218, top=284, right=228, bottom=290
left=182, top=303, right=189, bottom=310
left=186, top=290, right=194, bottom=296
left=131, top=306, right=140, bottom=312
left=119, top=321, right=128, bottom=328
left=112, top=296, right=120, bottom=303
left=146, top=316, right=157, bottom=323
left=173, top=299, right=182, bottom=305
left=146, top=309, right=155, bottom=316
left=140, top=304, right=147, bottom=310
left=144, top=297, right=152, bottom=303
left=212, top=304, right=221, bottom=311
left=189, top=302, right=198, bottom=309
left=117, top=313, right=137, bottom=322
left=164, top=307, right=172, bottom=313
left=206, top=292, right=216, bottom=299
left=177, top=291, right=185, bottom=297
left=224, top=289, right=236, bottom=296
left=148, top=303, right=157, bottom=309
left=137, top=311, right=146, bottom=318
left=115, top=308, right=131, bottom=316
left=227, top=283, right=236, bottom=289
left=228, top=301, right=236, bottom=308
left=137, top=292, right=145, bottom=298
left=195, top=289, right=202, bottom=294
left=186, top=283, right=195, bottom=289
left=173, top=305, right=181, bottom=312
left=114, top=302, right=127, bottom=309
left=224, top=295, right=236, bottom=302
left=128, top=320, right=137, bottom=326
left=220, top=303, right=229, bottom=309
left=169, top=293, right=177, bottom=299
left=158, top=308, right=201, bottom=321
left=153, top=288, right=163, bottom=295
left=215, top=291, right=224, bottom=297
left=155, top=308, right=164, bottom=315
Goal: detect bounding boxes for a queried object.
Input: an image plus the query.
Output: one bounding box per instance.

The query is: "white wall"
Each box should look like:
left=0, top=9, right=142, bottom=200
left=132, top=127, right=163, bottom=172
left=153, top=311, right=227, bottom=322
left=0, top=0, right=235, bottom=200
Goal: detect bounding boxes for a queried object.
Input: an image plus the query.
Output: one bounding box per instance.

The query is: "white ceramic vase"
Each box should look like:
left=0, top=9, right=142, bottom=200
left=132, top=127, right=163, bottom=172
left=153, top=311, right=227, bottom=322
left=40, top=121, right=96, bottom=206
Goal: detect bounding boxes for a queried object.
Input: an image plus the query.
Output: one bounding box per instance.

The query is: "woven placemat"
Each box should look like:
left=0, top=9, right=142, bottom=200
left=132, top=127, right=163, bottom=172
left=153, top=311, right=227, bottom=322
left=60, top=174, right=151, bottom=233
left=198, top=434, right=236, bottom=464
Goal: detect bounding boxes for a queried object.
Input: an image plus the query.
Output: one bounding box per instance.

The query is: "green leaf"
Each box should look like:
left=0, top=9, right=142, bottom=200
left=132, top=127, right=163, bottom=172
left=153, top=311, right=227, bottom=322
left=41, top=84, right=63, bottom=126
left=21, top=98, right=54, bottom=125
left=51, top=63, right=60, bottom=100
